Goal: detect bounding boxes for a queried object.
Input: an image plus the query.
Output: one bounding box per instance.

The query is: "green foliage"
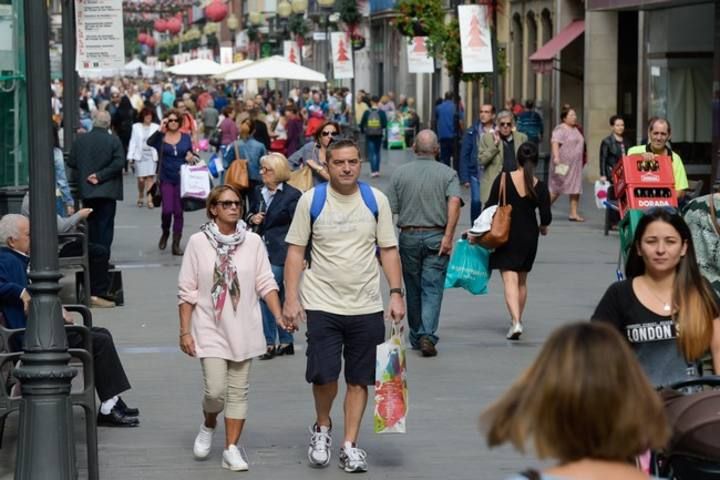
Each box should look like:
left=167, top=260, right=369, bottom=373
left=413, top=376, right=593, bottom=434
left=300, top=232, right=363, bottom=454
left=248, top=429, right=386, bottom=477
left=336, top=0, right=361, bottom=28
left=287, top=14, right=309, bottom=38
left=395, top=2, right=507, bottom=83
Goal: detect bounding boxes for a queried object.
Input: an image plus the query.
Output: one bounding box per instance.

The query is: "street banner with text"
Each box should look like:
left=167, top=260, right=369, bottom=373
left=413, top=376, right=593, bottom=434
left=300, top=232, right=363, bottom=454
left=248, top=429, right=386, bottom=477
left=75, top=0, right=125, bottom=70
left=220, top=47, right=233, bottom=65
left=330, top=32, right=353, bottom=79
left=283, top=41, right=301, bottom=65
left=457, top=4, right=493, bottom=73
left=407, top=36, right=434, bottom=73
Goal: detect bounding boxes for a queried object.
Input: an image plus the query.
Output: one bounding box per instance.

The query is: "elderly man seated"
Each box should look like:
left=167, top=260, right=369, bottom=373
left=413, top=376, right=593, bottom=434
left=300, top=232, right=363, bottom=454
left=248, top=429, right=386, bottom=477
left=0, top=214, right=139, bottom=427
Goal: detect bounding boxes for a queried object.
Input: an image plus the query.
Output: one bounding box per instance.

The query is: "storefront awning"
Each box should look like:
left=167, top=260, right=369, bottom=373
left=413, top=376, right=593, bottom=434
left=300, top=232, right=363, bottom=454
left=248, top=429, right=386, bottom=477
left=529, top=20, right=585, bottom=74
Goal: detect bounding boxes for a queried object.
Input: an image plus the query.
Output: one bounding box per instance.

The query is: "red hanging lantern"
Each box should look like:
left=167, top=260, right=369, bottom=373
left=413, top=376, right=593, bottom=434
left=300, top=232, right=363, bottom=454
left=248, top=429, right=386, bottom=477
left=154, top=18, right=168, bottom=33
left=205, top=0, right=228, bottom=22
left=166, top=17, right=182, bottom=35
left=138, top=32, right=149, bottom=44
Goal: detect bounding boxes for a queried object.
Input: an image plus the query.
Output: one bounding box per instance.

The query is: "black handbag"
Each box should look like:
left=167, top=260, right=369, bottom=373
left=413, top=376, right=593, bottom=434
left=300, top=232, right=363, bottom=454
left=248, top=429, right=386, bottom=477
left=182, top=197, right=206, bottom=212
left=208, top=128, right=222, bottom=149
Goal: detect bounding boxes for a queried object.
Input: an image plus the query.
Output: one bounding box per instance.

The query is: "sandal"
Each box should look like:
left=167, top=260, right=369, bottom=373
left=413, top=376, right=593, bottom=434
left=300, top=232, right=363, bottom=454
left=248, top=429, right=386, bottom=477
left=146, top=194, right=154, bottom=209
left=568, top=216, right=585, bottom=222
left=136, top=199, right=144, bottom=208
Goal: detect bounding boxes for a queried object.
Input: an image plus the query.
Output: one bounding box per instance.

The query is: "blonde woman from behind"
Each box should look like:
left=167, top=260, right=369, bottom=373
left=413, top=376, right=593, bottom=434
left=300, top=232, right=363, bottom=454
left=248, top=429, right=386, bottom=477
left=481, top=322, right=669, bottom=480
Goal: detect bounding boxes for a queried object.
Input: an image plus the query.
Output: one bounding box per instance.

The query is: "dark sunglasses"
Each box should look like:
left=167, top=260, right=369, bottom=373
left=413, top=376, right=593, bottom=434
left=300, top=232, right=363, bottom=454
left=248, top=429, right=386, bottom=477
left=215, top=200, right=242, bottom=209
left=321, top=130, right=337, bottom=137
left=499, top=122, right=512, bottom=127
left=167, top=118, right=179, bottom=123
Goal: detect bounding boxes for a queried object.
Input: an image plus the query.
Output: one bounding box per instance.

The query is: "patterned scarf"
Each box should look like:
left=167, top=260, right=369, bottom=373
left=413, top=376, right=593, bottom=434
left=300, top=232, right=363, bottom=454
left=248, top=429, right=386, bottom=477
left=201, top=220, right=247, bottom=322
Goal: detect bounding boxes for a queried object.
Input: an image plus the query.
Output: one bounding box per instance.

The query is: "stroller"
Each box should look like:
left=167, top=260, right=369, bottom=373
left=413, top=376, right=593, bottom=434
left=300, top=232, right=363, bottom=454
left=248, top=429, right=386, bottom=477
left=652, top=376, right=720, bottom=479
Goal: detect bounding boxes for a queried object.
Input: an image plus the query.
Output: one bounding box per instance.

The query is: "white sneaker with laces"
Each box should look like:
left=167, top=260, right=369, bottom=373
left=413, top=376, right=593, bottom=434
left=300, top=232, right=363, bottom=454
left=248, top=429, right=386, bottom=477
left=193, top=424, right=215, bottom=459
left=222, top=444, right=249, bottom=471
left=308, top=423, right=332, bottom=467
left=506, top=322, right=523, bottom=340
left=338, top=441, right=368, bottom=473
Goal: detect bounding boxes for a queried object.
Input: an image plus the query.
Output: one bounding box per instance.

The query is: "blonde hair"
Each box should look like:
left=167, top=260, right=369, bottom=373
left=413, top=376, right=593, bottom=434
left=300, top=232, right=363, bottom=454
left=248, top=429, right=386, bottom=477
left=260, top=153, right=291, bottom=183
left=481, top=322, right=669, bottom=463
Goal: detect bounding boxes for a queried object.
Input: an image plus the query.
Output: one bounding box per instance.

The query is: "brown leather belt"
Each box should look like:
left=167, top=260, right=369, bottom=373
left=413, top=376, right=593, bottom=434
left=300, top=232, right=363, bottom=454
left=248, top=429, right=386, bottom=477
left=400, top=226, right=445, bottom=232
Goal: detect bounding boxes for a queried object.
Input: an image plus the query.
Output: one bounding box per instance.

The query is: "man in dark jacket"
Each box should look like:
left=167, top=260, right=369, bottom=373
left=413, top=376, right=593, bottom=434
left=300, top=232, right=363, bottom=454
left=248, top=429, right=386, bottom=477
left=67, top=110, right=125, bottom=259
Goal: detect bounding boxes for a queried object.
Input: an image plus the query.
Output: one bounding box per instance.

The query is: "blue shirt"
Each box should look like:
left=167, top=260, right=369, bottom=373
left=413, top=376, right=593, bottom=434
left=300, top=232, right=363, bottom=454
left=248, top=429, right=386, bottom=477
left=435, top=100, right=462, bottom=140
left=148, top=133, right=194, bottom=185
left=459, top=121, right=481, bottom=183
left=224, top=138, right=267, bottom=182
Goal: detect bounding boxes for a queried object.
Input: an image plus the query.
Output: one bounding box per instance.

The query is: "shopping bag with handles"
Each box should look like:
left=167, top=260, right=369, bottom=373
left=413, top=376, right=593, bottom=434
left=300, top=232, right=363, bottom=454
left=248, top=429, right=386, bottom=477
left=374, top=323, right=408, bottom=434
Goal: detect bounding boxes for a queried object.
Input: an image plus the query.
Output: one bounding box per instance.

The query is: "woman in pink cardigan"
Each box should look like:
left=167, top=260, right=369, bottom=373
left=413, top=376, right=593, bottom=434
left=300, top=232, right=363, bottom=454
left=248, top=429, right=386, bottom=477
left=177, top=184, right=290, bottom=472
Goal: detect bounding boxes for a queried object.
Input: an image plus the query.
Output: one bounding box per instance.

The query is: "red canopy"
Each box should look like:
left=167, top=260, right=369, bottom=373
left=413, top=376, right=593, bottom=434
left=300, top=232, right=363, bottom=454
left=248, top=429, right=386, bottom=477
left=529, top=20, right=585, bottom=74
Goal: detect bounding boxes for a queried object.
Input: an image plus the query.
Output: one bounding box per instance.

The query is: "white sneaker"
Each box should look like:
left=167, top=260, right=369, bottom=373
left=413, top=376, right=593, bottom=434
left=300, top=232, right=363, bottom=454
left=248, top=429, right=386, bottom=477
left=222, top=444, right=249, bottom=471
left=506, top=322, right=523, bottom=340
left=308, top=423, right=332, bottom=467
left=193, top=424, right=214, bottom=459
left=338, top=441, right=368, bottom=473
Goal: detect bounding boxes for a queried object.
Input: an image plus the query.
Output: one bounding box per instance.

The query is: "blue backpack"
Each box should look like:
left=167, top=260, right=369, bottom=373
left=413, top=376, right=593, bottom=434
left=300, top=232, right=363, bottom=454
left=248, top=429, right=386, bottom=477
left=307, top=181, right=379, bottom=267
left=309, top=181, right=379, bottom=224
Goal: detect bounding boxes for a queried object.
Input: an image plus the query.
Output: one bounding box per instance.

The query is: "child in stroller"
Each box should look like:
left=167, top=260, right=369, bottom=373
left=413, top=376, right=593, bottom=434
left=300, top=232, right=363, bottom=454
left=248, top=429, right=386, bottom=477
left=592, top=208, right=720, bottom=479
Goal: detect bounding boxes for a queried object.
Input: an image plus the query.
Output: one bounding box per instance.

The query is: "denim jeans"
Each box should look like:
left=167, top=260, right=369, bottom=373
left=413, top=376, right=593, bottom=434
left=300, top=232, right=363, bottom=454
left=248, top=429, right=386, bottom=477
left=469, top=175, right=482, bottom=224
left=260, top=263, right=293, bottom=346
left=365, top=136, right=382, bottom=173
left=399, top=231, right=450, bottom=347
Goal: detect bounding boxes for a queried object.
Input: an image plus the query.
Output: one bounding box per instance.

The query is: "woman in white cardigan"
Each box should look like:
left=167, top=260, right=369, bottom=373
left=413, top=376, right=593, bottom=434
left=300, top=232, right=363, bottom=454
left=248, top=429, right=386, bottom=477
left=177, top=184, right=291, bottom=472
left=127, top=107, right=159, bottom=208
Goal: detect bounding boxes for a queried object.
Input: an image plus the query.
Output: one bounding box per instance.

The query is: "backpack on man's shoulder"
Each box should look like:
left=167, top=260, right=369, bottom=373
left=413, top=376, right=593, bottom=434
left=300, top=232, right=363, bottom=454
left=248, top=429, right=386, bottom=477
left=365, top=110, right=383, bottom=137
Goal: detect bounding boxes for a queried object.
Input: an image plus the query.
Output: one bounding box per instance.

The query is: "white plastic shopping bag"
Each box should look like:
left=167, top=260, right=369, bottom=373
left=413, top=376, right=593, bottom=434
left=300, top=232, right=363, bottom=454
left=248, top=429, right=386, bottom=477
left=374, top=324, right=408, bottom=434
left=594, top=180, right=610, bottom=209
left=180, top=161, right=211, bottom=200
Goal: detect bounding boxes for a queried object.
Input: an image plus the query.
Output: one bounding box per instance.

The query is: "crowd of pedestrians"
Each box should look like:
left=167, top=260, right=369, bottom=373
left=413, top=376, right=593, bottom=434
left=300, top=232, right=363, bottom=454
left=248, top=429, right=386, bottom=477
left=4, top=78, right=715, bottom=478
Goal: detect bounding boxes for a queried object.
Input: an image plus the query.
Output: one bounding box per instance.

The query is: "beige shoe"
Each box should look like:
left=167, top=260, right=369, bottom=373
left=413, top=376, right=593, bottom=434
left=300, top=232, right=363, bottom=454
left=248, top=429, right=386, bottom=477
left=90, top=296, right=116, bottom=308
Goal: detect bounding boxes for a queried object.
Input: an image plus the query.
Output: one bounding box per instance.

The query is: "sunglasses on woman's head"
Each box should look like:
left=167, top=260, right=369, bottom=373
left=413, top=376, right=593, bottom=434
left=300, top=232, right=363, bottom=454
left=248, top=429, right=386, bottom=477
left=215, top=200, right=242, bottom=209
left=321, top=130, right=337, bottom=137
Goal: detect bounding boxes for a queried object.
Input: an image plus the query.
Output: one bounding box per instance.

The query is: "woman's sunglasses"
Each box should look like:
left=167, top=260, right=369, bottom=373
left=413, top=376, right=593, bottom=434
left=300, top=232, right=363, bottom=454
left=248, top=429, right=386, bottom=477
left=215, top=200, right=242, bottom=209
left=167, top=118, right=179, bottom=123
left=321, top=131, right=337, bottom=137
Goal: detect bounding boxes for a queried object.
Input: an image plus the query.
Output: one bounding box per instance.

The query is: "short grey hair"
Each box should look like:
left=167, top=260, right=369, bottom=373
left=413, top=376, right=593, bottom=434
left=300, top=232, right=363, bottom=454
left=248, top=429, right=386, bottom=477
left=496, top=110, right=514, bottom=123
left=0, top=214, right=26, bottom=246
left=413, top=129, right=439, bottom=155
left=92, top=110, right=112, bottom=129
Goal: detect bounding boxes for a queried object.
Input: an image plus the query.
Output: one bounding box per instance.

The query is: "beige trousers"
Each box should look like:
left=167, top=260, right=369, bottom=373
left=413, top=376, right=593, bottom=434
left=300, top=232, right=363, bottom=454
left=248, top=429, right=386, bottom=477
left=200, top=357, right=252, bottom=420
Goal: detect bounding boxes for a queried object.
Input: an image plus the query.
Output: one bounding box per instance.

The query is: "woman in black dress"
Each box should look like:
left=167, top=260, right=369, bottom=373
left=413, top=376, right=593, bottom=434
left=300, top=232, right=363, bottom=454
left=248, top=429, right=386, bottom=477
left=485, top=142, right=552, bottom=340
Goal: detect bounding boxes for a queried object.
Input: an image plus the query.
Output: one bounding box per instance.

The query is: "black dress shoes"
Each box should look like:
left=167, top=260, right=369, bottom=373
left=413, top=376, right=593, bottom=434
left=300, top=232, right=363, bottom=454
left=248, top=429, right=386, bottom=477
left=275, top=344, right=294, bottom=356
left=116, top=397, right=139, bottom=416
left=97, top=406, right=140, bottom=427
left=260, top=346, right=276, bottom=360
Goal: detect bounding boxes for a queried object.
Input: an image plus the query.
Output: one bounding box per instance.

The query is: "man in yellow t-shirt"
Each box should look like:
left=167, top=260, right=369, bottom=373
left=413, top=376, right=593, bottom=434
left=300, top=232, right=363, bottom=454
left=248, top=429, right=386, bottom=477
left=627, top=117, right=688, bottom=198
left=284, top=139, right=405, bottom=473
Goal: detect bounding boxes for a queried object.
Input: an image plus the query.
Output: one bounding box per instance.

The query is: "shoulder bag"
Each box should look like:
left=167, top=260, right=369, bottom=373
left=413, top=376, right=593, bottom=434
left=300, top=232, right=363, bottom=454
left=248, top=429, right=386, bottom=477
left=224, top=141, right=250, bottom=191
left=477, top=172, right=512, bottom=249
left=148, top=135, right=164, bottom=207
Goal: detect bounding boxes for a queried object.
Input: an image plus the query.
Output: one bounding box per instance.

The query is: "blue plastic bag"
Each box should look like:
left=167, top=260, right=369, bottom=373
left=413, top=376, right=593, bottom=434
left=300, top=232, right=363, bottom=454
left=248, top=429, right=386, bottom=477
left=443, top=239, right=490, bottom=295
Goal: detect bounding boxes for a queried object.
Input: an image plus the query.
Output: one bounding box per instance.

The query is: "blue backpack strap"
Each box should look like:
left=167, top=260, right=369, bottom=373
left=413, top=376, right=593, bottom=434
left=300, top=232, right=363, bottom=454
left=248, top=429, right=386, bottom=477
left=358, top=182, right=379, bottom=221
left=309, top=182, right=328, bottom=224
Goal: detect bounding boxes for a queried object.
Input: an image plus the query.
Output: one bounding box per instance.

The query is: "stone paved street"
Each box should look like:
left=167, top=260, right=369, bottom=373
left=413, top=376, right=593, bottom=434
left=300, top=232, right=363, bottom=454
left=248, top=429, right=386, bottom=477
left=0, top=148, right=622, bottom=479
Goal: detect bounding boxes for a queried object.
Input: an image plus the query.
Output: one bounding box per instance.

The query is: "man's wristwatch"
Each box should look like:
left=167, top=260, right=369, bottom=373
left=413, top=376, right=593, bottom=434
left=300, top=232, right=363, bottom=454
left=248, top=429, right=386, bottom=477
left=389, top=288, right=405, bottom=297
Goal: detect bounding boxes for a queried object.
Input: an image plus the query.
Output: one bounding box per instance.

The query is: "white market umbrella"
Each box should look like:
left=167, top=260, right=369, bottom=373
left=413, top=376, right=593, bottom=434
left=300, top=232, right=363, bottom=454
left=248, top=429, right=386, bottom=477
left=224, top=55, right=326, bottom=83
left=216, top=60, right=254, bottom=77
left=123, top=58, right=155, bottom=78
left=167, top=58, right=222, bottom=76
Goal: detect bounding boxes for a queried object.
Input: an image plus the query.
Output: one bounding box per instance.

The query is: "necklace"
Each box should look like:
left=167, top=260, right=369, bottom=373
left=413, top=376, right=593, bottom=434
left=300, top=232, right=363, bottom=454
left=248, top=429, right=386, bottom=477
left=642, top=278, right=672, bottom=313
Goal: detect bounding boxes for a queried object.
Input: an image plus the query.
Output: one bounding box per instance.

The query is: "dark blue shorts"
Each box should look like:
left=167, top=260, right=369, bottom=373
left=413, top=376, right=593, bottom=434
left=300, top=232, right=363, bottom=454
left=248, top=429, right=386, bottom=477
left=305, top=310, right=385, bottom=386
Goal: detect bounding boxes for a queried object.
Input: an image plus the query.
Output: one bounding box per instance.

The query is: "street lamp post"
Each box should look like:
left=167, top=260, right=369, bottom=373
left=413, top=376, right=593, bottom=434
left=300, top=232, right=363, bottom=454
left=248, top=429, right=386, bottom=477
left=61, top=0, right=78, bottom=155
left=15, top=0, right=77, bottom=478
